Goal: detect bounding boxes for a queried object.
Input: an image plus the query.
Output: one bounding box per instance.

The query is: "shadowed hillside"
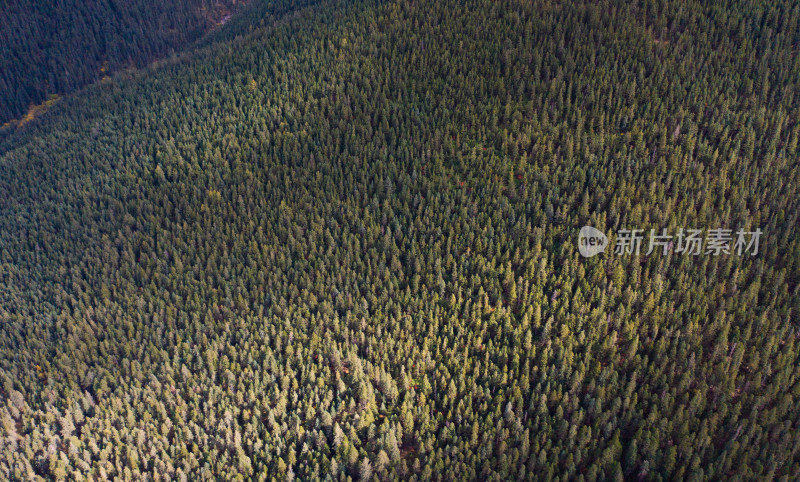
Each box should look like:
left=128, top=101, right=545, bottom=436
left=0, top=0, right=243, bottom=125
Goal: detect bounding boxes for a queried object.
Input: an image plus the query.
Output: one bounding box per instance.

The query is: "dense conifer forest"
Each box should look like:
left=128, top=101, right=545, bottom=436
left=0, top=0, right=799, bottom=480
left=0, top=0, right=243, bottom=124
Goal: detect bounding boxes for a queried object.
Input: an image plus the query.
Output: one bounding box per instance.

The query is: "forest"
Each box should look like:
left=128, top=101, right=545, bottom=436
left=0, top=0, right=243, bottom=125
left=0, top=0, right=798, bottom=480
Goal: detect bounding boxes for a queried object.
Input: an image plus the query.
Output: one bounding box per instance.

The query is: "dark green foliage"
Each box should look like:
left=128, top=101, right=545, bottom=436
left=0, top=0, right=240, bottom=124
left=0, top=0, right=799, bottom=480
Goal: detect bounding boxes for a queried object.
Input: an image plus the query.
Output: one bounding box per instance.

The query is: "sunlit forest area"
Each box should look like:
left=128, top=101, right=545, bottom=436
left=0, top=0, right=799, bottom=480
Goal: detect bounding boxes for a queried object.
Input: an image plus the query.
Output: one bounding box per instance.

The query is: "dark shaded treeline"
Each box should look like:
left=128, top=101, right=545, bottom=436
left=0, top=0, right=242, bottom=124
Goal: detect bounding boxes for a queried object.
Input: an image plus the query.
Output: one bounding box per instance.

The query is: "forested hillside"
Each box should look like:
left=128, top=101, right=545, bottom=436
left=0, top=0, right=243, bottom=125
left=0, top=0, right=799, bottom=480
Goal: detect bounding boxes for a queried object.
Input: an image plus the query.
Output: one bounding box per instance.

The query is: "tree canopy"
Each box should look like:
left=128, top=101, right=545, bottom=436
left=0, top=0, right=798, bottom=480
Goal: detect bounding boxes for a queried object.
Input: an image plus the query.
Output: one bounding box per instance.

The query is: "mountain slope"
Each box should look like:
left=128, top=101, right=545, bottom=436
left=0, top=0, right=243, bottom=124
left=0, top=0, right=799, bottom=480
